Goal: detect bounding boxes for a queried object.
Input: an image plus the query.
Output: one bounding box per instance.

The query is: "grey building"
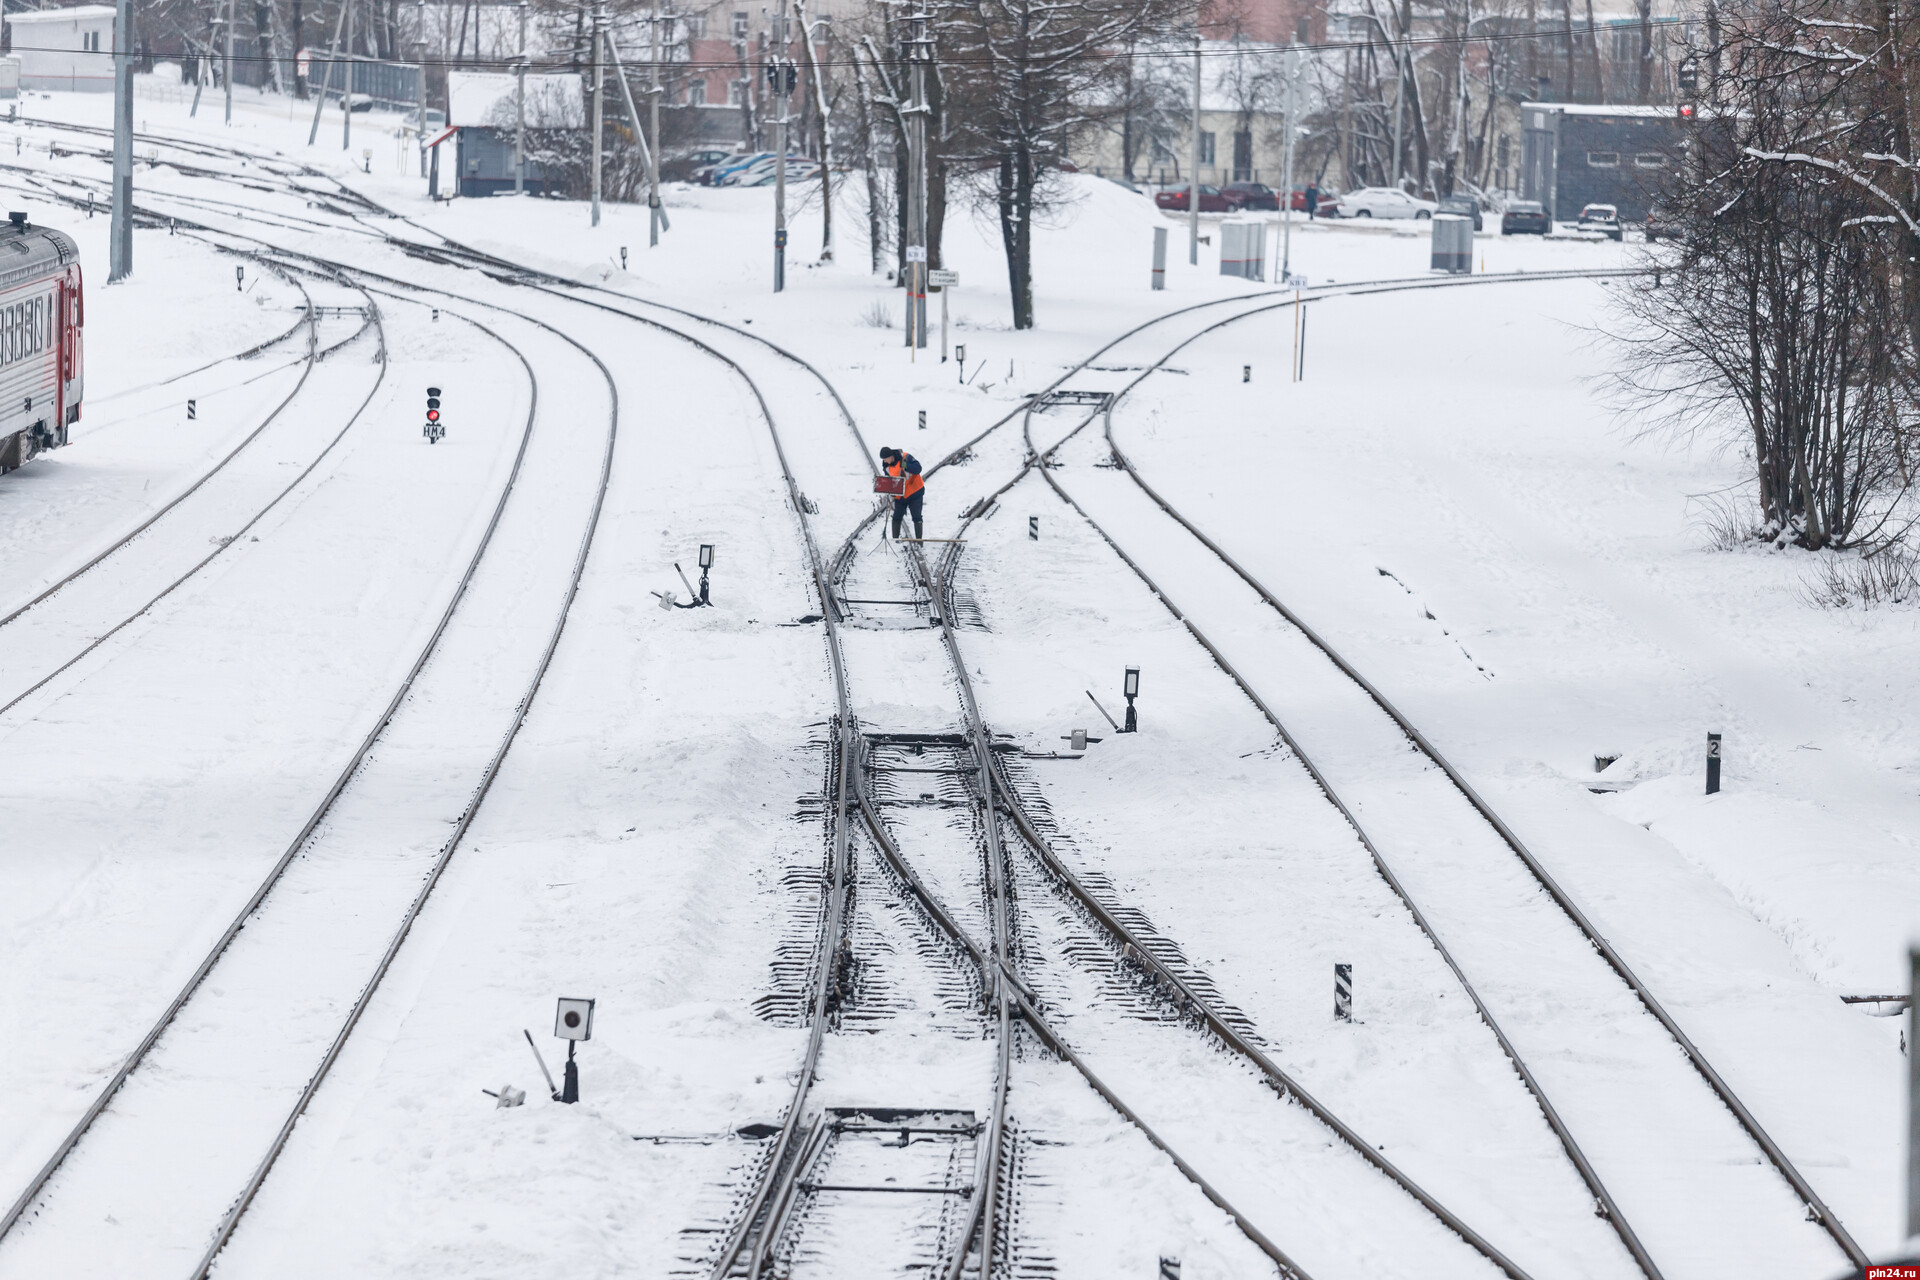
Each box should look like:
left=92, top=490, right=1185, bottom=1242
left=445, top=70, right=582, bottom=198
left=1521, top=103, right=1684, bottom=221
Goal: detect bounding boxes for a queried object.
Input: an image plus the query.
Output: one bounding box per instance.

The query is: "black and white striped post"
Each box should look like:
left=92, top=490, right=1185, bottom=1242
left=1706, top=732, right=1722, bottom=795
left=1029, top=516, right=1038, bottom=541
left=1334, top=963, right=1353, bottom=1021
left=1159, top=1257, right=1180, bottom=1280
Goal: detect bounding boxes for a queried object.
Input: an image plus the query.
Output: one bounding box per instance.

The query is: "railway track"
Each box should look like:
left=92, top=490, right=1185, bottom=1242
left=0, top=110, right=1861, bottom=1278
left=0, top=261, right=382, bottom=718
left=973, top=279, right=1866, bottom=1279
left=0, top=251, right=623, bottom=1280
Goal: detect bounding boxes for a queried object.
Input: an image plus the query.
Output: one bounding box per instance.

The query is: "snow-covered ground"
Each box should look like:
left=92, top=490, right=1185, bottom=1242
left=0, top=76, right=1913, bottom=1280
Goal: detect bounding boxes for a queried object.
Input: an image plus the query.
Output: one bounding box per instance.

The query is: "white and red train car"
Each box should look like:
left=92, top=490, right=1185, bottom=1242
left=0, top=211, right=82, bottom=473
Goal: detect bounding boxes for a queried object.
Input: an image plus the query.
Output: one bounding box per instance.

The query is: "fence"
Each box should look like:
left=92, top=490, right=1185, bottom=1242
left=184, top=52, right=422, bottom=112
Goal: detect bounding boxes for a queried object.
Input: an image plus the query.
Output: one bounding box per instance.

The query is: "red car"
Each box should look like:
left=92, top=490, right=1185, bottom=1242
left=1155, top=184, right=1229, bottom=213
left=1221, top=182, right=1279, bottom=211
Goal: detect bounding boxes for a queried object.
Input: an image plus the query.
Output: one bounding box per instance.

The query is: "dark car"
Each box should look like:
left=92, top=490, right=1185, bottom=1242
left=1436, top=193, right=1483, bottom=231
left=1501, top=200, right=1551, bottom=236
left=664, top=147, right=735, bottom=183
left=1644, top=202, right=1682, bottom=242
left=1221, top=182, right=1279, bottom=211
left=1155, top=184, right=1229, bottom=212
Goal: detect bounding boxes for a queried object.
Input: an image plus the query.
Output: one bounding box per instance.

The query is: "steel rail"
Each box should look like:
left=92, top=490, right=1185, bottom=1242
left=188, top=273, right=624, bottom=1280
left=0, top=255, right=317, bottom=631
left=0, top=261, right=383, bottom=720
left=1009, top=306, right=1671, bottom=1275
left=1094, top=311, right=1867, bottom=1269
left=851, top=781, right=1310, bottom=1280
left=0, top=292, right=526, bottom=1249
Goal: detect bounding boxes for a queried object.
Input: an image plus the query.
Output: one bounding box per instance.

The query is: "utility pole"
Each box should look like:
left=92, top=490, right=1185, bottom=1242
left=514, top=0, right=528, bottom=192
left=109, top=0, right=131, bottom=281
left=341, top=0, right=354, bottom=150
left=590, top=0, right=605, bottom=225
left=1189, top=24, right=1201, bottom=264
left=307, top=0, right=350, bottom=144
left=647, top=0, right=663, bottom=244
left=1279, top=43, right=1298, bottom=283
left=223, top=0, right=235, bottom=124
left=1391, top=0, right=1407, bottom=185
left=772, top=0, right=789, bottom=292
left=903, top=4, right=930, bottom=346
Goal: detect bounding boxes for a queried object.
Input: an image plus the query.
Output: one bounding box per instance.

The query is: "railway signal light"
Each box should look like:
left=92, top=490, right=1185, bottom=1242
left=424, top=386, right=445, bottom=443
left=1122, top=666, right=1140, bottom=733
left=235, top=265, right=244, bottom=291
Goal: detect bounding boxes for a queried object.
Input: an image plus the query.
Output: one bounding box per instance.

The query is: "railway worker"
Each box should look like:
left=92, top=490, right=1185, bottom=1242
left=879, top=446, right=925, bottom=541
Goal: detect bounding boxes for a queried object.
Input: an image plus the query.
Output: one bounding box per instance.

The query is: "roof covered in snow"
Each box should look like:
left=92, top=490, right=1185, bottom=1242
left=6, top=5, right=114, bottom=22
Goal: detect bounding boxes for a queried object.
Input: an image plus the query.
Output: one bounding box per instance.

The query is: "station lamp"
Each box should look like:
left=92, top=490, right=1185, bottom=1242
left=697, top=543, right=715, bottom=605
left=1122, top=667, right=1140, bottom=733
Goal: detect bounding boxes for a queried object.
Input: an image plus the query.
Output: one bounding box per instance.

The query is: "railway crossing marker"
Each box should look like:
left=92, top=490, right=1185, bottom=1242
left=1335, top=963, right=1353, bottom=1021
left=1243, top=365, right=1251, bottom=383
left=918, top=409, right=927, bottom=431
left=1706, top=732, right=1722, bottom=795
left=553, top=997, right=595, bottom=1103
left=186, top=399, right=196, bottom=420
left=1028, top=516, right=1038, bottom=540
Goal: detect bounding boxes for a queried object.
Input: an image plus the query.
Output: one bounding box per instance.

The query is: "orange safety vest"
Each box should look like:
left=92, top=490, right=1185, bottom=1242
left=888, top=458, right=925, bottom=498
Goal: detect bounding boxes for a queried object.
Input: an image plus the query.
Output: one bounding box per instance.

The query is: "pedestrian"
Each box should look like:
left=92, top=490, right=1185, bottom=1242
left=1305, top=183, right=1320, bottom=220
left=879, top=446, right=924, bottom=540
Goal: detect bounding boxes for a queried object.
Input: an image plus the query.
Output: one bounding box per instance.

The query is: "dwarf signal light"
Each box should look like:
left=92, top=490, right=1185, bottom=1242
left=423, top=386, right=446, bottom=444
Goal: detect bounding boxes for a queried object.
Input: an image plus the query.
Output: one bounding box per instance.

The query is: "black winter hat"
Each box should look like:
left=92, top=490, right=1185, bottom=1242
left=879, top=446, right=898, bottom=459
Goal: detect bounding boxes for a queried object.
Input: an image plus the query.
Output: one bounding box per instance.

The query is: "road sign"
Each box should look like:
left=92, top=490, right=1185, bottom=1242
left=929, top=269, right=959, bottom=287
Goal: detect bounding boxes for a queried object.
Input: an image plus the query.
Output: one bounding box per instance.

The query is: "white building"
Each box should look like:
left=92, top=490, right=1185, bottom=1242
left=6, top=5, right=116, bottom=93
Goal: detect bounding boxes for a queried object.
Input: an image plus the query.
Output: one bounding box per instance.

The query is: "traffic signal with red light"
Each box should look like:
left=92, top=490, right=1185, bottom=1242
left=426, top=387, right=441, bottom=423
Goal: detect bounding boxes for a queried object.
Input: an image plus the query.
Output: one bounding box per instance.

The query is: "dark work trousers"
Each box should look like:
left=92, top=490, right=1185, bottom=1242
left=890, top=490, right=924, bottom=539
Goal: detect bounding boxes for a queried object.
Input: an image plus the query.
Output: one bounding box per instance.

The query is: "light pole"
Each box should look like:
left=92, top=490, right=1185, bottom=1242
left=514, top=1, right=528, bottom=193
left=1279, top=43, right=1299, bottom=283
left=590, top=0, right=606, bottom=225
left=772, top=0, right=789, bottom=292
left=648, top=1, right=664, bottom=243
left=109, top=0, right=131, bottom=280
left=1189, top=25, right=1201, bottom=264
left=220, top=0, right=234, bottom=124
left=903, top=5, right=930, bottom=345
left=409, top=35, right=427, bottom=177
left=341, top=0, right=354, bottom=150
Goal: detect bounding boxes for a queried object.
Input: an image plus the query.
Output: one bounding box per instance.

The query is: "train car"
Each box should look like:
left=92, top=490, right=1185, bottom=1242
left=0, top=211, right=82, bottom=473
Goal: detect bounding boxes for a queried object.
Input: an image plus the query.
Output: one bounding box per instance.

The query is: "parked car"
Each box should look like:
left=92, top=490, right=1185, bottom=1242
left=703, top=152, right=773, bottom=186
left=1313, top=194, right=1341, bottom=218
left=1337, top=187, right=1437, bottom=219
left=1155, top=184, right=1230, bottom=212
left=1221, top=181, right=1279, bottom=211
left=1644, top=202, right=1682, bottom=242
left=1436, top=193, right=1483, bottom=230
left=1501, top=200, right=1551, bottom=235
left=1577, top=202, right=1624, bottom=240
left=719, top=154, right=812, bottom=186
left=664, top=147, right=734, bottom=183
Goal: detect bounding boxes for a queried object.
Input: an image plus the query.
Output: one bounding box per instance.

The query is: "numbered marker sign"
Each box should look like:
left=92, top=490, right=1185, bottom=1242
left=905, top=246, right=927, bottom=262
